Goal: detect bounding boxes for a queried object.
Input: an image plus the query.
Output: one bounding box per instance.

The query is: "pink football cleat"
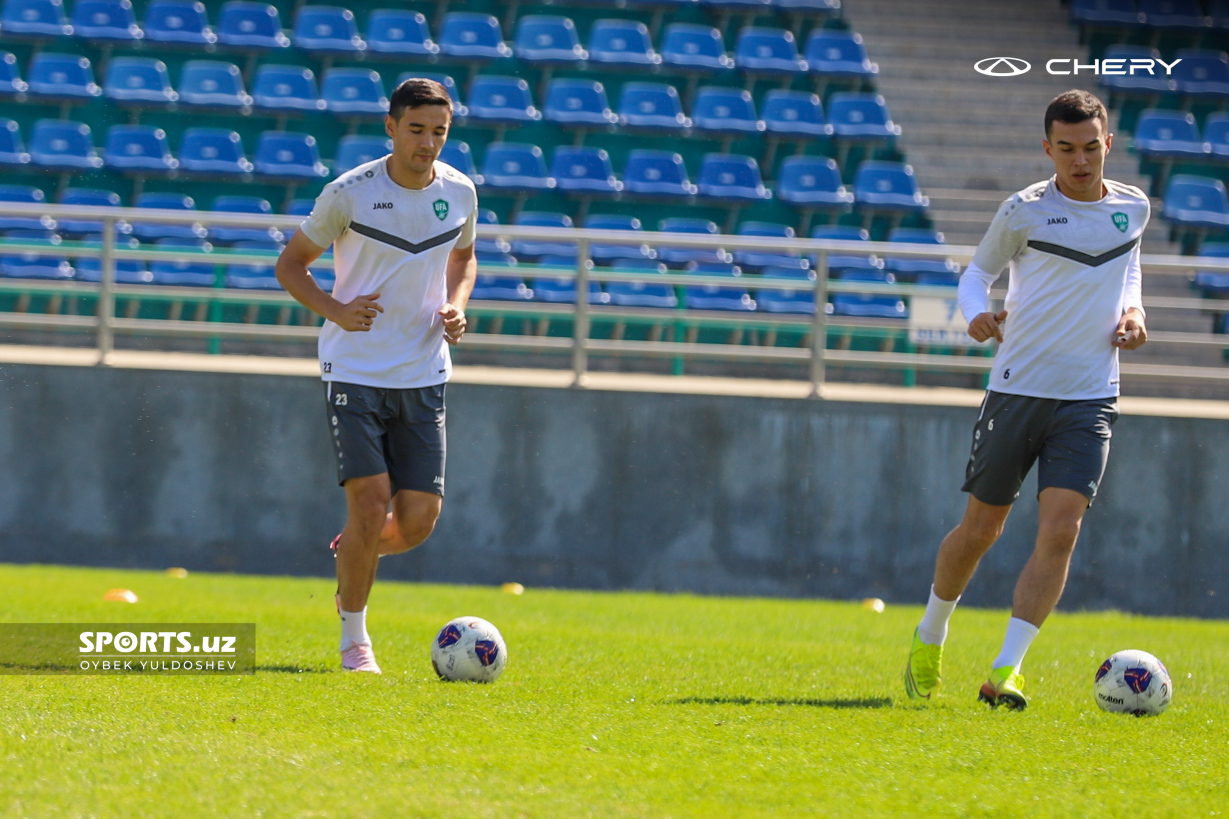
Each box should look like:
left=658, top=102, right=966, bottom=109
left=341, top=643, right=381, bottom=674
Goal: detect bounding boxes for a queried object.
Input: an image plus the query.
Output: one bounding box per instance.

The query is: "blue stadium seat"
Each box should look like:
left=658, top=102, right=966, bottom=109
left=585, top=214, right=655, bottom=262
left=397, top=72, right=465, bottom=118
left=27, top=52, right=101, bottom=100
left=1137, top=0, right=1205, bottom=28
left=515, top=15, right=587, bottom=64
left=683, top=261, right=754, bottom=311
left=210, top=196, right=282, bottom=243
left=828, top=93, right=902, bottom=140
left=480, top=142, right=554, bottom=191
left=473, top=207, right=508, bottom=256
left=224, top=240, right=283, bottom=289
left=830, top=268, right=906, bottom=319
left=71, top=0, right=141, bottom=41
left=543, top=79, right=618, bottom=127
left=131, top=192, right=206, bottom=241
left=1070, top=0, right=1143, bottom=26
left=29, top=119, right=102, bottom=169
left=0, top=230, right=73, bottom=280
left=321, top=67, right=387, bottom=116
left=551, top=146, right=622, bottom=195
left=1172, top=50, right=1229, bottom=97
left=734, top=27, right=807, bottom=75
left=1132, top=110, right=1210, bottom=159
left=776, top=156, right=854, bottom=208
left=56, top=187, right=121, bottom=234
left=1205, top=113, right=1229, bottom=159
left=697, top=154, right=770, bottom=201
left=253, top=132, right=329, bottom=179
left=660, top=23, right=734, bottom=72
left=734, top=222, right=808, bottom=271
left=587, top=19, right=659, bottom=67
left=512, top=211, right=575, bottom=259
left=756, top=266, right=817, bottom=314
left=149, top=238, right=216, bottom=286
left=1098, top=45, right=1175, bottom=95
left=623, top=150, right=697, bottom=197
left=0, top=51, right=28, bottom=96
left=178, top=60, right=252, bottom=109
left=883, top=227, right=958, bottom=280
left=334, top=135, right=390, bottom=174
left=293, top=5, right=364, bottom=54
left=657, top=217, right=729, bottom=265
left=773, top=0, right=841, bottom=10
left=810, top=225, right=882, bottom=275
left=216, top=1, right=289, bottom=49
left=1162, top=174, right=1229, bottom=229
left=618, top=82, right=691, bottom=131
left=530, top=255, right=608, bottom=305
left=471, top=243, right=533, bottom=302
left=74, top=245, right=151, bottom=284
left=179, top=128, right=253, bottom=175
left=104, top=57, right=177, bottom=106
left=0, top=185, right=49, bottom=230
left=1, top=0, right=72, bottom=37
left=804, top=30, right=879, bottom=80
left=438, top=12, right=511, bottom=60
left=691, top=87, right=764, bottom=135
left=0, top=118, right=30, bottom=166
left=104, top=125, right=177, bottom=172
left=702, top=0, right=769, bottom=9
left=854, top=161, right=929, bottom=212
left=467, top=76, right=540, bottom=123
left=365, top=9, right=436, bottom=56
left=762, top=90, right=831, bottom=138
left=251, top=64, right=324, bottom=113
left=142, top=0, right=216, bottom=45
left=1194, top=241, right=1229, bottom=295
left=438, top=140, right=480, bottom=184
left=603, top=258, right=676, bottom=308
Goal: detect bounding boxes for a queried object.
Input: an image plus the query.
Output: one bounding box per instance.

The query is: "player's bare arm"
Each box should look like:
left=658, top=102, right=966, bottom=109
left=967, top=309, right=1008, bottom=343
left=276, top=230, right=384, bottom=332
left=439, top=242, right=477, bottom=345
left=1112, top=308, right=1147, bottom=351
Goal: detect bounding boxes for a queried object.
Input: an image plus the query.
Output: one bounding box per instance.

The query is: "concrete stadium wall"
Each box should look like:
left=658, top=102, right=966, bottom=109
left=0, top=361, right=1225, bottom=618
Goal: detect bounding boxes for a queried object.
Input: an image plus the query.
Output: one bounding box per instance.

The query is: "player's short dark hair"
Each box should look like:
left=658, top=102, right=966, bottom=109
left=388, top=78, right=452, bottom=122
left=1044, top=90, right=1108, bottom=139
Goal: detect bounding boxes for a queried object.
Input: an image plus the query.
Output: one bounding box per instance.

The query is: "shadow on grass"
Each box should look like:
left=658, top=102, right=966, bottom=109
left=256, top=664, right=332, bottom=674
left=666, top=696, right=892, bottom=709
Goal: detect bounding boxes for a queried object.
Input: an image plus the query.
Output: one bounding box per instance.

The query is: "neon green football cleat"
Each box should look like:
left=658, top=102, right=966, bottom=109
left=978, top=666, right=1027, bottom=710
left=903, top=628, right=943, bottom=700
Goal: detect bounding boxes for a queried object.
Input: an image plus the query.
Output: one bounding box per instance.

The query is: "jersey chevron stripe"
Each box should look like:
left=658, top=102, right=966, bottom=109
left=347, top=221, right=464, bottom=255
left=1025, top=237, right=1139, bottom=267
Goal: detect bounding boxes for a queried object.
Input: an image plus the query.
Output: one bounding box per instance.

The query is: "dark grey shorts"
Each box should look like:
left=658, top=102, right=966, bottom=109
left=962, top=391, right=1119, bottom=506
left=324, top=381, right=446, bottom=496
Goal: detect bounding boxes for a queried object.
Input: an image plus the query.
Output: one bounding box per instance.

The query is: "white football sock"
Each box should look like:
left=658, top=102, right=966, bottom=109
left=992, top=617, right=1040, bottom=672
left=339, top=607, right=370, bottom=652
left=917, top=586, right=960, bottom=646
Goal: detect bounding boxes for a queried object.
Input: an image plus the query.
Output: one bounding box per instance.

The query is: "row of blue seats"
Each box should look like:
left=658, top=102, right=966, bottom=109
left=1, top=2, right=857, bottom=75
left=1074, top=0, right=1229, bottom=30
left=1132, top=107, right=1229, bottom=158
left=0, top=52, right=896, bottom=141
left=1100, top=46, right=1229, bottom=96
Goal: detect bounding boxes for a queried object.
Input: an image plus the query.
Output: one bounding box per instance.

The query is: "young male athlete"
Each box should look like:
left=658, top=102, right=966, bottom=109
left=903, top=90, right=1148, bottom=709
left=276, top=78, right=478, bottom=673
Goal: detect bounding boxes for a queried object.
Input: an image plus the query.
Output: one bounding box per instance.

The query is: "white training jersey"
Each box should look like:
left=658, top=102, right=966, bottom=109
left=299, top=156, right=477, bottom=389
left=957, top=176, right=1148, bottom=400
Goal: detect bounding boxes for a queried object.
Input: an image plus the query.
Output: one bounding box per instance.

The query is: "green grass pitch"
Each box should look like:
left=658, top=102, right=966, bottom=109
left=1, top=563, right=1227, bottom=818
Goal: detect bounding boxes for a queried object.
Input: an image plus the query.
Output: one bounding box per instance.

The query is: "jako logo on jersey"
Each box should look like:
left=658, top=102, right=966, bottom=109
left=1113, top=212, right=1129, bottom=232
left=975, top=57, right=1181, bottom=77
left=373, top=202, right=393, bottom=210
left=433, top=199, right=449, bottom=220
left=1047, top=217, right=1068, bottom=225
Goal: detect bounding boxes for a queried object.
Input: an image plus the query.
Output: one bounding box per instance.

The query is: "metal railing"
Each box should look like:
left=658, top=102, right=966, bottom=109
left=1, top=203, right=1228, bottom=395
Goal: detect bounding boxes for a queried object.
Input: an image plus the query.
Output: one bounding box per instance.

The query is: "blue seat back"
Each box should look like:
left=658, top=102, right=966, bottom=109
left=1164, top=174, right=1229, bottom=215
left=105, top=125, right=175, bottom=169
left=551, top=146, right=617, bottom=191
left=804, top=30, right=875, bottom=75
left=735, top=27, right=805, bottom=72
left=104, top=57, right=176, bottom=103
left=481, top=142, right=550, bottom=186
left=438, top=12, right=509, bottom=59
left=777, top=156, right=843, bottom=195
left=0, top=118, right=27, bottom=163
left=587, top=19, right=656, bottom=65
left=0, top=185, right=46, bottom=230
left=179, top=128, right=249, bottom=171
left=1205, top=113, right=1229, bottom=149
left=217, top=1, right=288, bottom=48
left=1172, top=50, right=1229, bottom=90
left=321, top=68, right=387, bottom=114
left=697, top=153, right=766, bottom=196
left=623, top=150, right=693, bottom=194
left=855, top=161, right=922, bottom=198
left=2, top=0, right=72, bottom=36
left=30, top=119, right=101, bottom=167
left=143, top=0, right=214, bottom=44
left=660, top=24, right=731, bottom=70
left=293, top=5, right=363, bottom=52
left=618, top=82, right=688, bottom=128
left=179, top=60, right=249, bottom=106
left=692, top=87, right=760, bottom=131
left=762, top=90, right=827, bottom=135
left=515, top=15, right=585, bottom=62
left=252, top=64, right=321, bottom=111
left=468, top=75, right=537, bottom=120
left=439, top=140, right=478, bottom=180
left=335, top=135, right=390, bottom=174
left=544, top=79, right=615, bottom=125
left=366, top=10, right=434, bottom=55
left=254, top=131, right=327, bottom=177
left=28, top=52, right=99, bottom=97
left=133, top=193, right=202, bottom=241
left=1135, top=110, right=1200, bottom=143
left=829, top=93, right=894, bottom=132
left=0, top=51, right=26, bottom=94
left=57, top=187, right=120, bottom=233
left=71, top=0, right=141, bottom=40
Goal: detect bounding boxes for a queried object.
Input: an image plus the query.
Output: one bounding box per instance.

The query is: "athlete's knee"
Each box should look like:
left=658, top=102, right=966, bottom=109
left=389, top=496, right=441, bottom=552
left=1037, top=512, right=1083, bottom=555
left=346, top=481, right=392, bottom=534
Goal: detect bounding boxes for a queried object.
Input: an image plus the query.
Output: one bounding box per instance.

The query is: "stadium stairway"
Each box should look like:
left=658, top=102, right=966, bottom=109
left=842, top=0, right=1229, bottom=391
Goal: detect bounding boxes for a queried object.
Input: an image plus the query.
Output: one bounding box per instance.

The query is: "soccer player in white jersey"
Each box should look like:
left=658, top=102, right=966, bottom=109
left=903, top=90, right=1148, bottom=709
left=275, top=78, right=478, bottom=673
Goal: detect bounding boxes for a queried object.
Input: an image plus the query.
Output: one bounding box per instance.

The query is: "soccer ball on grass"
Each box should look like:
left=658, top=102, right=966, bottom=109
left=431, top=616, right=507, bottom=683
left=1094, top=649, right=1172, bottom=716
